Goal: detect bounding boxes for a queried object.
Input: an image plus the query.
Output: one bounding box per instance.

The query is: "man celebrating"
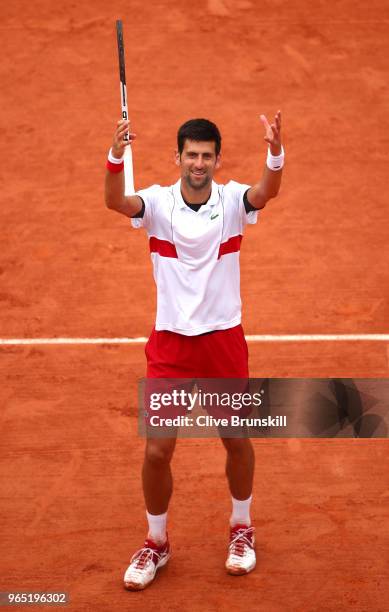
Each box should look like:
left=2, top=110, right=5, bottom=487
left=105, top=112, right=284, bottom=590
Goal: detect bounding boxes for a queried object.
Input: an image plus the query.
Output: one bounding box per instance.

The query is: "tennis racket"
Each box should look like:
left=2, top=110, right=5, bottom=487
left=116, top=19, right=135, bottom=195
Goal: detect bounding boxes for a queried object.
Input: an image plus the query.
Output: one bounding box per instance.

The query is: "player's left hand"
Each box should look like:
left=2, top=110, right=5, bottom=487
left=260, top=110, right=282, bottom=155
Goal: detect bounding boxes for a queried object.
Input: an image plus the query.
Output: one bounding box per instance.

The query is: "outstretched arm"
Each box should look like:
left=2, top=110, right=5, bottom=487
left=246, top=110, right=284, bottom=210
left=105, top=120, right=143, bottom=218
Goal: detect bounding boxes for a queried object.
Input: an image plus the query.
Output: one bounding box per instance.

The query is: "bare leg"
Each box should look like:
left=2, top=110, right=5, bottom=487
left=221, top=437, right=255, bottom=500
left=142, top=437, right=177, bottom=515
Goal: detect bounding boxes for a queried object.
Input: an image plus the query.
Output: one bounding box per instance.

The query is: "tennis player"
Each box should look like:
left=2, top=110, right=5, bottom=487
left=105, top=113, right=284, bottom=590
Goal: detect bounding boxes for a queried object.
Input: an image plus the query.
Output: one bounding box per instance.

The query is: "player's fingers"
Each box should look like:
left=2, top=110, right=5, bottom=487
left=117, top=120, right=130, bottom=130
left=115, top=132, right=128, bottom=145
left=117, top=126, right=131, bottom=140
left=259, top=114, right=270, bottom=129
left=120, top=132, right=136, bottom=144
left=116, top=120, right=130, bottom=135
left=270, top=123, right=279, bottom=138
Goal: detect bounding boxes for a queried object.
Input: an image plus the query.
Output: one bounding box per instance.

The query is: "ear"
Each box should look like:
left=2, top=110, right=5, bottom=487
left=175, top=150, right=181, bottom=166
left=215, top=154, right=221, bottom=170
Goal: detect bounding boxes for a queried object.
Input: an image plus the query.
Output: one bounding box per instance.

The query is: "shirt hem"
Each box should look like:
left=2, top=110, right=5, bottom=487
left=154, top=316, right=242, bottom=336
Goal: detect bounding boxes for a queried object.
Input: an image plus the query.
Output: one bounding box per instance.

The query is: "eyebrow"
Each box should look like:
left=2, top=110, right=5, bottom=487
left=186, top=151, right=214, bottom=157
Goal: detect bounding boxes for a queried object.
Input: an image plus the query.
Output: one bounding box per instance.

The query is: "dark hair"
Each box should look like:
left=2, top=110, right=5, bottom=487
left=177, top=118, right=221, bottom=156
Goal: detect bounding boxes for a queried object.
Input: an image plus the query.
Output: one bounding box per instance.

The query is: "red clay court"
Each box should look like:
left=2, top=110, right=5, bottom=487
left=1, top=1, right=389, bottom=610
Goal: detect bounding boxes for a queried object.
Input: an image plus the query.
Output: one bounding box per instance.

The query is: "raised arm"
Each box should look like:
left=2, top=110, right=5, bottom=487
left=246, top=110, right=284, bottom=210
left=104, top=120, right=143, bottom=218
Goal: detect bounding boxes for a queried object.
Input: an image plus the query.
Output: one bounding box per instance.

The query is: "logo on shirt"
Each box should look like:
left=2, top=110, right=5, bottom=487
left=210, top=213, right=219, bottom=220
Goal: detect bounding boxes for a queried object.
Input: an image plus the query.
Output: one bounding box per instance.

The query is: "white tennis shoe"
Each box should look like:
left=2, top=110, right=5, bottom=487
left=124, top=538, right=170, bottom=590
left=225, top=524, right=256, bottom=575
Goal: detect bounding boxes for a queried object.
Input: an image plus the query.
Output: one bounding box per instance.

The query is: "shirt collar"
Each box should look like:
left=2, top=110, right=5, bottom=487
left=173, top=179, right=219, bottom=210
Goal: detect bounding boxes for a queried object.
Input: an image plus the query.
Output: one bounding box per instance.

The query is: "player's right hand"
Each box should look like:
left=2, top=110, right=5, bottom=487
left=111, top=120, right=136, bottom=159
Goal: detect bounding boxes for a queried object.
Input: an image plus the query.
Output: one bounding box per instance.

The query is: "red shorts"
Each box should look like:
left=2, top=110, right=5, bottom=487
left=143, top=326, right=250, bottom=425
left=145, top=324, right=249, bottom=378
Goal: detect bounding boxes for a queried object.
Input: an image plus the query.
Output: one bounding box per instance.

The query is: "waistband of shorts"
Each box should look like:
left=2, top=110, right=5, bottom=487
left=152, top=324, right=241, bottom=338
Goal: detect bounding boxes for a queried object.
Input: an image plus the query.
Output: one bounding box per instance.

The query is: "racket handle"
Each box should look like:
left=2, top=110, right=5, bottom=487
left=124, top=145, right=135, bottom=195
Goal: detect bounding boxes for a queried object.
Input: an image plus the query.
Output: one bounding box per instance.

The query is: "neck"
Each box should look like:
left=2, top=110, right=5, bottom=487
left=180, top=180, right=212, bottom=205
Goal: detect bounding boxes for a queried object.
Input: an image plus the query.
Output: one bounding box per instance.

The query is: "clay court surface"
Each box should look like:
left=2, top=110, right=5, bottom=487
left=1, top=0, right=389, bottom=610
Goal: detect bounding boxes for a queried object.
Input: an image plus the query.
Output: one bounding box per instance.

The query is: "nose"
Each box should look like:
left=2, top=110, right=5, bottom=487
left=194, top=156, right=205, bottom=169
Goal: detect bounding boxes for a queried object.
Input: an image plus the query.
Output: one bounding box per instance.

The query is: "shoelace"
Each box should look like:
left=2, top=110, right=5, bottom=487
left=131, top=548, right=156, bottom=572
left=130, top=546, right=164, bottom=573
left=229, top=527, right=254, bottom=557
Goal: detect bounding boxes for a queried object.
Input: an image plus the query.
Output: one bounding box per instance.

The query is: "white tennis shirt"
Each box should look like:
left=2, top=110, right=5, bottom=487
left=131, top=179, right=258, bottom=336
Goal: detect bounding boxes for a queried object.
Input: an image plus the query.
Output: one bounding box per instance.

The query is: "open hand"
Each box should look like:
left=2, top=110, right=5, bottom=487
left=260, top=111, right=282, bottom=155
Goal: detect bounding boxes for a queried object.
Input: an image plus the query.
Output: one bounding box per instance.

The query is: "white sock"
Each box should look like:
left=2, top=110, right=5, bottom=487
left=230, top=495, right=252, bottom=527
left=146, top=510, right=168, bottom=544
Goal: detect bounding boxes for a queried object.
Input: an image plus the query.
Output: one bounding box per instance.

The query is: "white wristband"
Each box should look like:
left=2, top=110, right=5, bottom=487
left=266, top=146, right=285, bottom=171
left=108, top=148, right=124, bottom=164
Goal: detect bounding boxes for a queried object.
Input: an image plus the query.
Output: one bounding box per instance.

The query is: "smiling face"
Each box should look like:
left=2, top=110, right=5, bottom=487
left=176, top=140, right=221, bottom=191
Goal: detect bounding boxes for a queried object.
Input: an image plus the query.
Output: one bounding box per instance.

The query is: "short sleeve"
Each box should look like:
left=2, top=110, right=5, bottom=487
left=130, top=184, right=163, bottom=230
left=226, top=180, right=259, bottom=226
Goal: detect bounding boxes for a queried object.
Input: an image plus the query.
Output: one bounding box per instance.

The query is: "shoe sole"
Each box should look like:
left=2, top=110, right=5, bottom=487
left=124, top=552, right=170, bottom=591
left=226, top=560, right=256, bottom=576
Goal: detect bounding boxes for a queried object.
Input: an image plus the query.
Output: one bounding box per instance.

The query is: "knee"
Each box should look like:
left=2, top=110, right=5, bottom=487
left=222, top=437, right=253, bottom=456
left=145, top=439, right=176, bottom=467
